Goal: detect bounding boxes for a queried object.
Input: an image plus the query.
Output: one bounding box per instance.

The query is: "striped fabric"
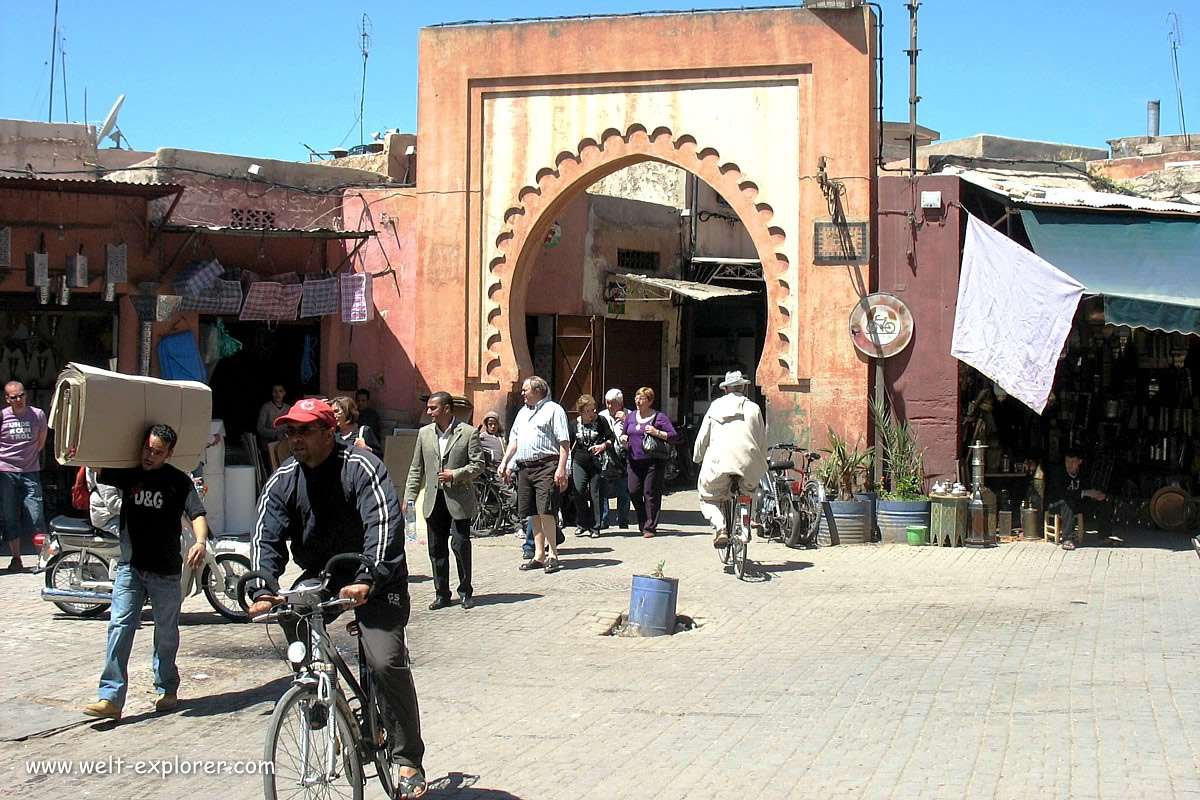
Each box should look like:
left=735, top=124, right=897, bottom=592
left=300, top=274, right=340, bottom=317
left=511, top=398, right=570, bottom=464
left=173, top=258, right=224, bottom=296
left=240, top=280, right=304, bottom=321
left=340, top=272, right=374, bottom=323
left=179, top=277, right=243, bottom=314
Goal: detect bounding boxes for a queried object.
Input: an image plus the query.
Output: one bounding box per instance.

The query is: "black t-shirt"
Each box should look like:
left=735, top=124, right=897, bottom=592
left=571, top=415, right=614, bottom=473
left=101, top=464, right=207, bottom=576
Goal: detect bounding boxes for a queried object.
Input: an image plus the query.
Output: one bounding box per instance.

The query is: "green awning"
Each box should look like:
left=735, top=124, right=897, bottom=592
left=1019, top=208, right=1200, bottom=335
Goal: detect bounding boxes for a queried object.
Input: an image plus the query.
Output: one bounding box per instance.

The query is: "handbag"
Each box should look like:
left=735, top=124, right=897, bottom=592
left=598, top=449, right=626, bottom=480
left=641, top=431, right=671, bottom=460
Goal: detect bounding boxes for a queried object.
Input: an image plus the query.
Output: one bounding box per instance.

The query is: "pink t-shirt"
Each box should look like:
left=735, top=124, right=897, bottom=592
left=0, top=405, right=47, bottom=473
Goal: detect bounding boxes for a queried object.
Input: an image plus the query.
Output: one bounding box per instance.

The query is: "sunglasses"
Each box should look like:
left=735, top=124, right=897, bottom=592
left=281, top=424, right=325, bottom=438
left=6, top=392, right=25, bottom=401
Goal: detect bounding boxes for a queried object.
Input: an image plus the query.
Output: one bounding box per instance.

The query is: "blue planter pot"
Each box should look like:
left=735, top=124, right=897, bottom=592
left=628, top=575, right=679, bottom=636
left=877, top=499, right=932, bottom=544
left=818, top=499, right=872, bottom=545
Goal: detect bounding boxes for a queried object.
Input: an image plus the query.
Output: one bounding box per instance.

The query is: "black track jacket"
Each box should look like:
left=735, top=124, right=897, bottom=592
left=251, top=442, right=409, bottom=622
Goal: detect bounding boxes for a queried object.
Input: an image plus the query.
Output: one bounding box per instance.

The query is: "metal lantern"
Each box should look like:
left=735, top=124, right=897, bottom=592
left=26, top=252, right=49, bottom=287
left=66, top=251, right=89, bottom=288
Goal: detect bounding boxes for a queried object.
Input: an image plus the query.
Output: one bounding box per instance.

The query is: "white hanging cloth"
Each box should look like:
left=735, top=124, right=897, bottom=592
left=951, top=214, right=1085, bottom=414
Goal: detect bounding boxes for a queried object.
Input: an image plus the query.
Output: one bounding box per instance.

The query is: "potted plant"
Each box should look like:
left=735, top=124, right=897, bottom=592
left=628, top=559, right=678, bottom=637
left=870, top=399, right=932, bottom=543
left=816, top=428, right=874, bottom=545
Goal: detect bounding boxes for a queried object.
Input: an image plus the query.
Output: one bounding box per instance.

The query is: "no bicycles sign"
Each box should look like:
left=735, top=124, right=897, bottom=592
left=848, top=293, right=913, bottom=358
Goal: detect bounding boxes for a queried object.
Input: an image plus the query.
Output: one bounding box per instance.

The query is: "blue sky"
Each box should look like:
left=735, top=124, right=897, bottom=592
left=0, top=1, right=1193, bottom=162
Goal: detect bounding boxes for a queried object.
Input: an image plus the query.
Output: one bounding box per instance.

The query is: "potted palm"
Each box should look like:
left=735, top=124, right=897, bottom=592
left=870, top=399, right=932, bottom=543
left=817, top=428, right=874, bottom=545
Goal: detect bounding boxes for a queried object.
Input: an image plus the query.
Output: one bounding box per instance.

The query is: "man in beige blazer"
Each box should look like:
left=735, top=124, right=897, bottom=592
left=404, top=392, right=485, bottom=610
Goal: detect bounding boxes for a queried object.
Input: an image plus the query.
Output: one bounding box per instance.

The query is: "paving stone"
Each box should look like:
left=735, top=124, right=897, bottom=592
left=1, top=496, right=1199, bottom=798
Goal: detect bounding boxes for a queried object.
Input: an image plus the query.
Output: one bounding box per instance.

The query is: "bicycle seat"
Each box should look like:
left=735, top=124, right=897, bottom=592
left=768, top=459, right=795, bottom=471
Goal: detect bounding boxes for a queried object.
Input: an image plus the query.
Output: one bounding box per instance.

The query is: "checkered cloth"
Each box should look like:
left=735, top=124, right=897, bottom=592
left=340, top=272, right=374, bottom=323
left=179, top=277, right=243, bottom=314
left=240, top=279, right=304, bottom=321
left=173, top=259, right=224, bottom=296
left=300, top=274, right=340, bottom=317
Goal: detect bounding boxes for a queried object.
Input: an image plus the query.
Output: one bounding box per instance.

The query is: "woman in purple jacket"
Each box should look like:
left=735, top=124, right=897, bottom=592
left=619, top=387, right=677, bottom=537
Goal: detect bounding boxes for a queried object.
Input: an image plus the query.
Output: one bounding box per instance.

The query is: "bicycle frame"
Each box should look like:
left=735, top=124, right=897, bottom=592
left=240, top=554, right=396, bottom=799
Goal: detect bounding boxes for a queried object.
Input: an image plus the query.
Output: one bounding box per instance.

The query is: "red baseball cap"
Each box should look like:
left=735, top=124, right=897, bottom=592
left=274, top=398, right=336, bottom=429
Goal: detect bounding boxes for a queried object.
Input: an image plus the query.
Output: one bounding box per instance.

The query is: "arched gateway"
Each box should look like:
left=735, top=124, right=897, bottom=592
left=411, top=7, right=876, bottom=444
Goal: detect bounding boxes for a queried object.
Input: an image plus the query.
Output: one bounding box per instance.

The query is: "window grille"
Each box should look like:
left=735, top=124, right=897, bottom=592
left=230, top=208, right=277, bottom=230
left=616, top=248, right=660, bottom=272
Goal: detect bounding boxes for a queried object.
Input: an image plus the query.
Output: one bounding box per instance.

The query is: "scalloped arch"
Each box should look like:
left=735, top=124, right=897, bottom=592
left=485, top=127, right=796, bottom=389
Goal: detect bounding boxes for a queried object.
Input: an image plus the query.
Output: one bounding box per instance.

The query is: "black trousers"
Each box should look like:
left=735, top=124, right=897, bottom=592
left=283, top=580, right=424, bottom=770
left=427, top=489, right=473, bottom=600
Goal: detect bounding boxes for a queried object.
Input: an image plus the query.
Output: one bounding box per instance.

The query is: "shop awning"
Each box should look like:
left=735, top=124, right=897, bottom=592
left=1019, top=208, right=1200, bottom=335
left=614, top=273, right=754, bottom=302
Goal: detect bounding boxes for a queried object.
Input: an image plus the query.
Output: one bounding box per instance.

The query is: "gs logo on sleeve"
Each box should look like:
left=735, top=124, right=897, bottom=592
left=133, top=489, right=165, bottom=509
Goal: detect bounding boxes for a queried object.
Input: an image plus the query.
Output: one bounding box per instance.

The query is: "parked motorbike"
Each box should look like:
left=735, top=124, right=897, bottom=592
left=35, top=515, right=252, bottom=622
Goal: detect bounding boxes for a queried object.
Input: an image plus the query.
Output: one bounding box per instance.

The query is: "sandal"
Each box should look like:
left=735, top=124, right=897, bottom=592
left=544, top=557, right=561, bottom=574
left=392, top=766, right=427, bottom=799
left=518, top=559, right=545, bottom=571
left=1061, top=539, right=1077, bottom=551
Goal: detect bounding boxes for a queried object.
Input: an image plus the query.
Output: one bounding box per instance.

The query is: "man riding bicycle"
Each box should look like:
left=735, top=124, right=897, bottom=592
left=247, top=398, right=427, bottom=799
left=693, top=371, right=768, bottom=547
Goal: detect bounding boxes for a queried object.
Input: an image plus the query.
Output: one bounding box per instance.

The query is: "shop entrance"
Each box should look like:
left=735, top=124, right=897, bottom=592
left=205, top=319, right=321, bottom=444
left=961, top=299, right=1199, bottom=535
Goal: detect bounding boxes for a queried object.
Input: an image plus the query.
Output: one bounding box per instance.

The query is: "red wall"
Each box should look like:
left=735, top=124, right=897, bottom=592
left=876, top=175, right=963, bottom=484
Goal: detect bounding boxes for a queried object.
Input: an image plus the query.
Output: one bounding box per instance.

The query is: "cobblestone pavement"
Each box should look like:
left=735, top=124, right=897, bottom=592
left=2, top=491, right=1200, bottom=799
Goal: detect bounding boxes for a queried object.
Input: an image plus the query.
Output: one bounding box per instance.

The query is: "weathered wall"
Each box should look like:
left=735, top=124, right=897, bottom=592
left=0, top=120, right=152, bottom=174
left=413, top=7, right=876, bottom=447
left=586, top=161, right=685, bottom=207
left=877, top=174, right=963, bottom=485
left=333, top=190, right=419, bottom=415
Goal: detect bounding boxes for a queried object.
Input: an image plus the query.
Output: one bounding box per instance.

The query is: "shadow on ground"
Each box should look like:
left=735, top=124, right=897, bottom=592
left=427, top=770, right=522, bottom=799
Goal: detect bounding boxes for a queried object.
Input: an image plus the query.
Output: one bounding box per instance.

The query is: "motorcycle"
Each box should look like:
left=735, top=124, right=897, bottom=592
left=35, top=514, right=252, bottom=622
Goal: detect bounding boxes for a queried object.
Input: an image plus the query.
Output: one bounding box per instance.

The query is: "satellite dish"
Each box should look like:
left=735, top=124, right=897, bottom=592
left=96, top=94, right=125, bottom=146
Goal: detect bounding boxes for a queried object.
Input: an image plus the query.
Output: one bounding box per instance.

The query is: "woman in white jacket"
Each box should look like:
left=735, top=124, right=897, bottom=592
left=692, top=371, right=768, bottom=546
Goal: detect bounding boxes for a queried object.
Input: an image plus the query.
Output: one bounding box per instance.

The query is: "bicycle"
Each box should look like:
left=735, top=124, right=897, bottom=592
left=471, top=468, right=520, bottom=536
left=237, top=553, right=419, bottom=800
left=717, top=476, right=753, bottom=580
left=786, top=449, right=825, bottom=549
left=752, top=443, right=804, bottom=545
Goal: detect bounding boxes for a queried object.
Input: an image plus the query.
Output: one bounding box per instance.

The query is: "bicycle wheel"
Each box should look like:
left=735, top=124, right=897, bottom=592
left=734, top=499, right=750, bottom=580
left=471, top=480, right=503, bottom=536
left=265, top=684, right=363, bottom=800
left=790, top=480, right=823, bottom=548
left=718, top=501, right=734, bottom=565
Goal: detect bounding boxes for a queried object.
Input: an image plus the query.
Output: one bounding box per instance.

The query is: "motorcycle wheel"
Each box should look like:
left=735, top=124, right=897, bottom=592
left=45, top=552, right=109, bottom=617
left=202, top=553, right=251, bottom=622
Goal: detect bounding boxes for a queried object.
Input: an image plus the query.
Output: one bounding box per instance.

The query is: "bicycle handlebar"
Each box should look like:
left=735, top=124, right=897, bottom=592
left=235, top=552, right=380, bottom=616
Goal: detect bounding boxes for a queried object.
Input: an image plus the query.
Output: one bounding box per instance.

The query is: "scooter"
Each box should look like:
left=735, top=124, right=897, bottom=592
left=35, top=515, right=252, bottom=622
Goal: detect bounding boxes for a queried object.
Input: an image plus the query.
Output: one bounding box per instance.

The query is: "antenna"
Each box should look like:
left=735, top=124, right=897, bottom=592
left=97, top=94, right=125, bottom=147
left=47, top=0, right=60, bottom=122
left=1169, top=12, right=1191, bottom=150
left=59, top=28, right=69, bottom=122
left=358, top=14, right=372, bottom=147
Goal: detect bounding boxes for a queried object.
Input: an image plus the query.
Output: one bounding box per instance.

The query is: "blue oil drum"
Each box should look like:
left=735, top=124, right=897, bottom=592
left=627, top=575, right=679, bottom=637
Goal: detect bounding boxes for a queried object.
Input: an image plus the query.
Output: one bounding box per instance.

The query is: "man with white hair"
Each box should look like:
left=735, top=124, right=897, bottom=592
left=692, top=371, right=768, bottom=547
left=598, top=388, right=631, bottom=529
